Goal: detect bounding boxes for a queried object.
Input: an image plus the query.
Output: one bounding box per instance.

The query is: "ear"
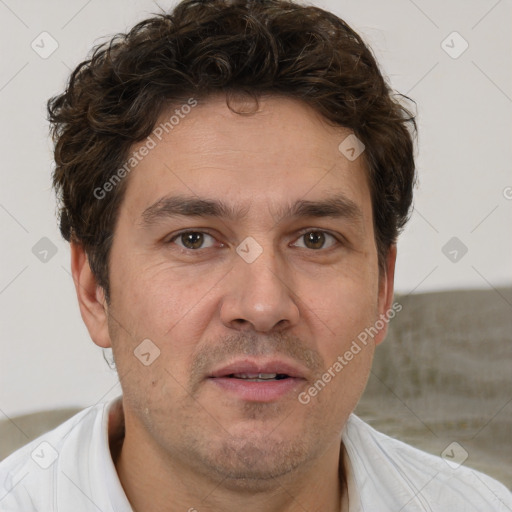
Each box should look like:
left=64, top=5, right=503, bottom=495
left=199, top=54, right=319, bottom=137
left=70, top=241, right=111, bottom=348
left=374, top=244, right=397, bottom=346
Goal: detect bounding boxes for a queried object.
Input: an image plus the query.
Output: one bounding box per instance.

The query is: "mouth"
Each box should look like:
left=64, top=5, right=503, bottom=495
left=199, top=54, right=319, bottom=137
left=207, top=359, right=307, bottom=402
left=224, top=372, right=290, bottom=382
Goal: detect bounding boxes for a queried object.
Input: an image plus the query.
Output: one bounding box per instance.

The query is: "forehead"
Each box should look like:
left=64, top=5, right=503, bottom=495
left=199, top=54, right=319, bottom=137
left=119, top=95, right=372, bottom=227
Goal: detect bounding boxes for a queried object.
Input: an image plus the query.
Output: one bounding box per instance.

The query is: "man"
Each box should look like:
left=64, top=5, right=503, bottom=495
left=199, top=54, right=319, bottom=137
left=0, top=0, right=510, bottom=510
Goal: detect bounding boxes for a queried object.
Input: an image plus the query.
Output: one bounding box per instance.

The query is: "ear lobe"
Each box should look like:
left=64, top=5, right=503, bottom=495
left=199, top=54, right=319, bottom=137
left=70, top=241, right=112, bottom=348
left=374, top=244, right=397, bottom=346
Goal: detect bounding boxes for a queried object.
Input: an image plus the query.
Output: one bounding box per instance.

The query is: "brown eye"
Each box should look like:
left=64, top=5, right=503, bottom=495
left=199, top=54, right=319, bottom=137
left=304, top=231, right=325, bottom=249
left=293, top=231, right=337, bottom=250
left=172, top=231, right=216, bottom=250
left=181, top=232, right=204, bottom=249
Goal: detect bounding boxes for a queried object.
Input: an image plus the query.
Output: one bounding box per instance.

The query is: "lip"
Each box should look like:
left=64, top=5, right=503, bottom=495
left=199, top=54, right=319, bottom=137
left=207, top=358, right=307, bottom=402
left=209, top=358, right=306, bottom=379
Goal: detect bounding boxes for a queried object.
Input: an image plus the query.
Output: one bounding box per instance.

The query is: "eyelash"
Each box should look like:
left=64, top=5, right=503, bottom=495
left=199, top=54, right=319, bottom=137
left=166, top=229, right=344, bottom=252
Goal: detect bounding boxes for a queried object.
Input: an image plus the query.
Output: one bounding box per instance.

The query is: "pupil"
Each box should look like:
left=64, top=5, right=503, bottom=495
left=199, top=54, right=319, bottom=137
left=182, top=232, right=203, bottom=249
left=305, top=231, right=325, bottom=249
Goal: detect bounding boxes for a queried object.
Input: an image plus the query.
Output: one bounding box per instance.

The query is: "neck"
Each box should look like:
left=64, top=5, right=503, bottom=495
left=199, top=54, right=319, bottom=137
left=112, top=414, right=346, bottom=512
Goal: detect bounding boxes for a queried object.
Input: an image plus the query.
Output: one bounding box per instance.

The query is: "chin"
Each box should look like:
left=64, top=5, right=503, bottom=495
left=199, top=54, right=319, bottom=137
left=194, top=430, right=317, bottom=490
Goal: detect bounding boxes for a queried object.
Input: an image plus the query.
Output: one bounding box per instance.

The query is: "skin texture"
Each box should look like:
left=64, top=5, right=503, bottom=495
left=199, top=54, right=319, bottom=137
left=71, top=95, right=396, bottom=512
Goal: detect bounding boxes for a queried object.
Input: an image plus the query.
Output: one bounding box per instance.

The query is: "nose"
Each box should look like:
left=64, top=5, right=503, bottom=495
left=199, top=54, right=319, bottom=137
left=220, top=248, right=300, bottom=333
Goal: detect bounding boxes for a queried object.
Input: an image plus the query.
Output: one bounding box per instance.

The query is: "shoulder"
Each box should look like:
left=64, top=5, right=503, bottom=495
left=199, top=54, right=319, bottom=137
left=343, top=414, right=512, bottom=511
left=0, top=402, right=106, bottom=511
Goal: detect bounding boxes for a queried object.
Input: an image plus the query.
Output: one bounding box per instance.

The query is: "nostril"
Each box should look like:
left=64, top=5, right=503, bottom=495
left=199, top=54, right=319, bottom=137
left=232, top=319, right=251, bottom=328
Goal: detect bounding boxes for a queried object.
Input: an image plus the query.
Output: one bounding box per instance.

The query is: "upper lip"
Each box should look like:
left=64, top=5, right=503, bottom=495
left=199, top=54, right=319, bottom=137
left=209, top=358, right=308, bottom=379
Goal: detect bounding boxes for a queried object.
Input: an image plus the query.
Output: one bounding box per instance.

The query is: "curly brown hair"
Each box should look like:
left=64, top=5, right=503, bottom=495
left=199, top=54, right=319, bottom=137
left=48, top=0, right=416, bottom=303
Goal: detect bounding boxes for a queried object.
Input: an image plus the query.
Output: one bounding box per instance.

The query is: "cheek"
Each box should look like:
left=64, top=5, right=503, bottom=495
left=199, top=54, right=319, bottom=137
left=303, top=262, right=379, bottom=335
left=108, top=258, right=228, bottom=392
left=112, top=256, right=220, bottom=340
left=299, top=279, right=377, bottom=427
left=300, top=263, right=379, bottom=402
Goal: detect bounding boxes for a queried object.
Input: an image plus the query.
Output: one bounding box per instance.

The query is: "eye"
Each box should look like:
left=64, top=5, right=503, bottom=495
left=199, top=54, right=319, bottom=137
left=169, top=231, right=217, bottom=250
left=292, top=231, right=339, bottom=250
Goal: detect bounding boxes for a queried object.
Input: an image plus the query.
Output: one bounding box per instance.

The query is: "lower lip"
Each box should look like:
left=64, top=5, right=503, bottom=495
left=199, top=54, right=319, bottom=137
left=208, top=377, right=303, bottom=402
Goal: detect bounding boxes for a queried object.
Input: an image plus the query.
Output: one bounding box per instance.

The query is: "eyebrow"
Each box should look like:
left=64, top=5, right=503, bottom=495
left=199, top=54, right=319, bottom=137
left=139, top=193, right=363, bottom=228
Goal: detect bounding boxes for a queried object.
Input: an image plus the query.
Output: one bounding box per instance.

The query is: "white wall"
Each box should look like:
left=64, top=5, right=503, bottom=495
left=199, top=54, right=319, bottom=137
left=1, top=0, right=510, bottom=416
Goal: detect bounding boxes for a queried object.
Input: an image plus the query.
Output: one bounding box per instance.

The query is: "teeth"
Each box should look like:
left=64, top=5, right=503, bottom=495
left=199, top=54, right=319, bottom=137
left=232, top=373, right=278, bottom=380
left=258, top=373, right=278, bottom=379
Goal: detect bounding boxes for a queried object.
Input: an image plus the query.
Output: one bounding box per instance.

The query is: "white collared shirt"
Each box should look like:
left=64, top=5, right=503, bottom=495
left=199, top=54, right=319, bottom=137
left=1, top=395, right=510, bottom=511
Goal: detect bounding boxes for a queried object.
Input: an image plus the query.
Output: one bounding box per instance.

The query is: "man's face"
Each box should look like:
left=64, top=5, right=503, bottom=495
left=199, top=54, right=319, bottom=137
left=83, top=95, right=394, bottom=485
